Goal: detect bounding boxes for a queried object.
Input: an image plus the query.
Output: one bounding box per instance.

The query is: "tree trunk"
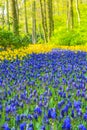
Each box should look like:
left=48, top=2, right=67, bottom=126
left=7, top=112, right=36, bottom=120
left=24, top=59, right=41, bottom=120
left=76, top=0, right=80, bottom=26
left=67, top=0, right=70, bottom=30
left=57, top=0, right=60, bottom=15
left=69, top=0, right=74, bottom=29
left=48, top=0, right=51, bottom=39
left=32, top=0, right=36, bottom=44
left=16, top=0, right=19, bottom=26
left=11, top=0, right=19, bottom=35
left=24, top=0, right=28, bottom=33
left=1, top=5, right=5, bottom=29
left=48, top=0, right=54, bottom=40
left=62, top=0, right=64, bottom=14
left=43, top=0, right=48, bottom=41
left=50, top=0, right=54, bottom=32
left=6, top=0, right=10, bottom=30
left=40, top=0, right=48, bottom=43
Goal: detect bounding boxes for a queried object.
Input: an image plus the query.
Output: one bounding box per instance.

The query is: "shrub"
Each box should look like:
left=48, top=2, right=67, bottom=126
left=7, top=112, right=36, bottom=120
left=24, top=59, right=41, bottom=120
left=0, top=30, right=32, bottom=50
left=50, top=27, right=87, bottom=46
left=59, top=29, right=86, bottom=46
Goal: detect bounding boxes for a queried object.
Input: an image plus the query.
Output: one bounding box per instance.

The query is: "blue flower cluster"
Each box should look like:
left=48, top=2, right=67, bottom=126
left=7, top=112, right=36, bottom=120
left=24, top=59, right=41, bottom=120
left=0, top=50, right=87, bottom=130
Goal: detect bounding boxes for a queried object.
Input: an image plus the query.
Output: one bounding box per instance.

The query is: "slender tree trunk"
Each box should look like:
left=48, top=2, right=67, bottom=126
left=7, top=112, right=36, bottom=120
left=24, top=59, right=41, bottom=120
left=11, top=0, right=19, bottom=35
left=48, top=0, right=51, bottom=39
left=67, top=0, right=70, bottom=30
left=57, top=0, right=60, bottom=15
left=1, top=5, right=5, bottom=29
left=76, top=0, right=80, bottom=26
left=24, top=0, right=28, bottom=33
left=6, top=0, right=10, bottom=30
left=62, top=0, right=64, bottom=14
left=50, top=0, right=54, bottom=32
left=48, top=0, right=54, bottom=40
left=40, top=0, right=48, bottom=43
left=69, top=0, right=74, bottom=29
left=16, top=0, right=19, bottom=25
left=32, top=0, right=36, bottom=43
left=43, top=0, right=48, bottom=40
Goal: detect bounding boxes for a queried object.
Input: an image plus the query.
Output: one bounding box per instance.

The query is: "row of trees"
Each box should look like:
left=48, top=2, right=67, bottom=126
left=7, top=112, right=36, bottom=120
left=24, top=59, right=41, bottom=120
left=10, top=0, right=54, bottom=43
left=0, top=0, right=87, bottom=43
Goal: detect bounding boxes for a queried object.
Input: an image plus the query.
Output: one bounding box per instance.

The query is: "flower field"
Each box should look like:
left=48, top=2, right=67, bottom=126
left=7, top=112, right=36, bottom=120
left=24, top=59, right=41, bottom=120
left=0, top=44, right=87, bottom=61
left=0, top=45, right=87, bottom=130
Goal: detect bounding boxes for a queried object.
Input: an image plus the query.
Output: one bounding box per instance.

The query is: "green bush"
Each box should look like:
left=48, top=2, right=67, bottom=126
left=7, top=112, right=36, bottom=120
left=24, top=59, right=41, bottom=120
left=21, top=34, right=32, bottom=45
left=0, top=30, right=20, bottom=49
left=0, top=29, right=45, bottom=50
left=0, top=30, right=32, bottom=49
left=59, top=30, right=86, bottom=46
left=50, top=27, right=87, bottom=46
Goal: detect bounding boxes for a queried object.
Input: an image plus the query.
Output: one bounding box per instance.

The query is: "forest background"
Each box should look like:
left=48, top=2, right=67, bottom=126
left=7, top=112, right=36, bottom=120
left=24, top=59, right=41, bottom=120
left=0, top=0, right=87, bottom=49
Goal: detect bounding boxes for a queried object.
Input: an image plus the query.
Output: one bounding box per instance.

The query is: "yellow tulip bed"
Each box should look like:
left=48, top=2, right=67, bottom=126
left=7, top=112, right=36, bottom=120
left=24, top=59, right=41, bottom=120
left=0, top=44, right=87, bottom=61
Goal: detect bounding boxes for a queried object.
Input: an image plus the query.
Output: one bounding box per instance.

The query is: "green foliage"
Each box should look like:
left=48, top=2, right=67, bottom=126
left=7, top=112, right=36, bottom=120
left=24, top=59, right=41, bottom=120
left=60, top=29, right=86, bottom=46
left=50, top=3, right=87, bottom=46
left=21, top=34, right=32, bottom=45
left=51, top=27, right=87, bottom=46
left=0, top=30, right=32, bottom=49
left=37, top=34, right=44, bottom=43
left=0, top=29, right=45, bottom=50
left=0, top=1, right=87, bottom=46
